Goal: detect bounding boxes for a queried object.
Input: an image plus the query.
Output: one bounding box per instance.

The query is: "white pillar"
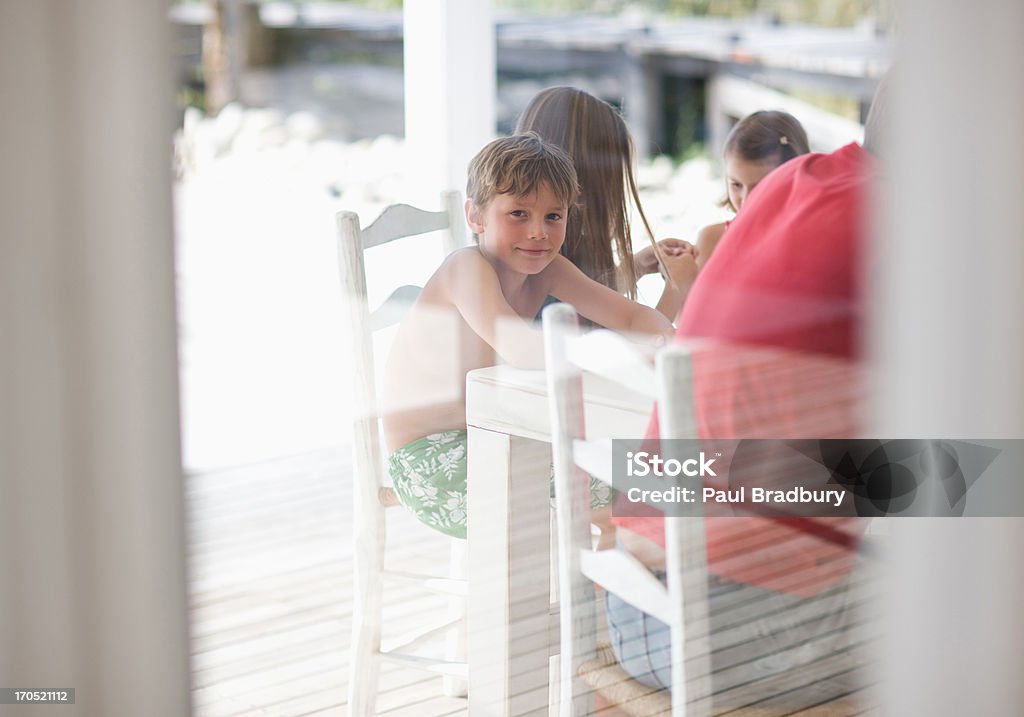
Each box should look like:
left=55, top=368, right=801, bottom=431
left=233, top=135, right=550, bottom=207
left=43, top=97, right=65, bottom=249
left=0, top=2, right=189, bottom=715
left=874, top=0, right=1024, bottom=714
left=403, top=0, right=496, bottom=206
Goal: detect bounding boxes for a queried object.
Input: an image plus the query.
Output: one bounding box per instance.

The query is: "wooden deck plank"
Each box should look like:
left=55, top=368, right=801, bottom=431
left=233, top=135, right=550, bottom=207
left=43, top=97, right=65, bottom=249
left=189, top=446, right=877, bottom=716
left=188, top=447, right=467, bottom=716
left=191, top=578, right=446, bottom=655
left=201, top=662, right=448, bottom=717
left=784, top=687, right=878, bottom=716
left=705, top=652, right=873, bottom=715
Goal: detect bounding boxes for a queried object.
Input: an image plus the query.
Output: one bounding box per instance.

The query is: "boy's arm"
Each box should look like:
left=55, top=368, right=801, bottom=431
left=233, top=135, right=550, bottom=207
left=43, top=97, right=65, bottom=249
left=443, top=249, right=545, bottom=369
left=545, top=256, right=673, bottom=339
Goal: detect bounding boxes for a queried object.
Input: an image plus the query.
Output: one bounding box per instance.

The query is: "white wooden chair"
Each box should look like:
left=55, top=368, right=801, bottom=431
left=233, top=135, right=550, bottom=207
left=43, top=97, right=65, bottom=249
left=336, top=190, right=469, bottom=714
left=544, top=305, right=881, bottom=716
left=543, top=302, right=712, bottom=717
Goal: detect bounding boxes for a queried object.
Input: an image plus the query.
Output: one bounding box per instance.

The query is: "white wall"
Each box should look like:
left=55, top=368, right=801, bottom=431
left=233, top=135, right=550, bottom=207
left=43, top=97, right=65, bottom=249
left=0, top=2, right=190, bottom=714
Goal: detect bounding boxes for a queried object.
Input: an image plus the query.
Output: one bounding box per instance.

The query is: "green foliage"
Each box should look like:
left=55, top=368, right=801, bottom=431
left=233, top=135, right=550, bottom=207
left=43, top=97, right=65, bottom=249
left=665, top=0, right=759, bottom=18
left=179, top=85, right=207, bottom=113
left=661, top=0, right=886, bottom=25
left=787, top=88, right=862, bottom=121
left=291, top=0, right=403, bottom=7
left=678, top=141, right=712, bottom=164
left=662, top=77, right=707, bottom=159
left=498, top=0, right=630, bottom=13
left=178, top=66, right=206, bottom=114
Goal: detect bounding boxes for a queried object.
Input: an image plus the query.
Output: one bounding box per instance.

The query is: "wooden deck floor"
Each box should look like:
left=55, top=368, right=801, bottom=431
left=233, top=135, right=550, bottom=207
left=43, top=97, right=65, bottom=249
left=187, top=446, right=468, bottom=717
left=187, top=447, right=879, bottom=717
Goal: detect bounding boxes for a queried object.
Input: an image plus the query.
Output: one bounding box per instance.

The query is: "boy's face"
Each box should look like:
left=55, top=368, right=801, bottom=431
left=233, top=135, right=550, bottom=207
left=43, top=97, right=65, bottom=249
left=466, top=182, right=568, bottom=276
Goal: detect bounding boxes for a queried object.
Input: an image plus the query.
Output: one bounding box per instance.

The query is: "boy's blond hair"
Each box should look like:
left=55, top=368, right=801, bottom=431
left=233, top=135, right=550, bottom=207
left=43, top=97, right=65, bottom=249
left=466, top=132, right=580, bottom=211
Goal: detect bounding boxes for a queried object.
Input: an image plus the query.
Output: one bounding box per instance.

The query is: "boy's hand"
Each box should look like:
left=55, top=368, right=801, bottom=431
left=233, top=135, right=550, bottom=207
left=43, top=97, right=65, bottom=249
left=634, top=238, right=695, bottom=278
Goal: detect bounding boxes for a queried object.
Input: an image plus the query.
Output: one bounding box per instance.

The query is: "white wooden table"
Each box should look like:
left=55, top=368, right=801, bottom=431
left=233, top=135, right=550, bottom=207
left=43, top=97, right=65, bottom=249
left=465, top=365, right=654, bottom=716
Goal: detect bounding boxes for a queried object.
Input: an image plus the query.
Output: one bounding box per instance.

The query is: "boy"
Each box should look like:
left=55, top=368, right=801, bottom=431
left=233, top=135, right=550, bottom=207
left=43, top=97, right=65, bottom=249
left=382, top=133, right=673, bottom=538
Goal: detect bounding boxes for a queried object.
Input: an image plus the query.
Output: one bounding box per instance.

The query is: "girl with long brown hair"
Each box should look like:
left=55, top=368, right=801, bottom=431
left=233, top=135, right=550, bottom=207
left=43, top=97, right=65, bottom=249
left=516, top=86, right=696, bottom=320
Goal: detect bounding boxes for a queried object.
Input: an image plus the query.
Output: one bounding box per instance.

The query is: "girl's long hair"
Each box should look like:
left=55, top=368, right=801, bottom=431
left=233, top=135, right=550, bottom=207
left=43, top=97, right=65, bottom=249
left=516, top=86, right=660, bottom=299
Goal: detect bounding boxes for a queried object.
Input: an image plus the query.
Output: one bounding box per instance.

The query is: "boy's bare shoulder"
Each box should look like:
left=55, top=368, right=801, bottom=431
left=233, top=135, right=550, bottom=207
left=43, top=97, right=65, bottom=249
left=443, top=245, right=487, bottom=268
left=422, top=246, right=495, bottom=301
left=430, top=246, right=487, bottom=282
left=430, top=246, right=494, bottom=277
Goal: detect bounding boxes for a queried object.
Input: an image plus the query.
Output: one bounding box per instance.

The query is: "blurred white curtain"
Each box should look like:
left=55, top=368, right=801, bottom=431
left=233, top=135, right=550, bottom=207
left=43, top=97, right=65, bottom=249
left=0, top=2, right=189, bottom=715
left=876, top=0, right=1024, bottom=713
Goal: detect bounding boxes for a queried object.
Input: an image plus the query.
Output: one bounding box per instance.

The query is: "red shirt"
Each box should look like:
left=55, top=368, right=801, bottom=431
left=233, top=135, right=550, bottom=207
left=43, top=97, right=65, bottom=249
left=684, top=142, right=869, bottom=356
left=616, top=143, right=872, bottom=597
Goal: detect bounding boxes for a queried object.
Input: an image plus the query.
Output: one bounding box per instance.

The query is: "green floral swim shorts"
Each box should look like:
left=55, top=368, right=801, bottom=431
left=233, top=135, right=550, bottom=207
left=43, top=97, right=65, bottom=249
left=388, top=430, right=613, bottom=540
left=388, top=431, right=469, bottom=539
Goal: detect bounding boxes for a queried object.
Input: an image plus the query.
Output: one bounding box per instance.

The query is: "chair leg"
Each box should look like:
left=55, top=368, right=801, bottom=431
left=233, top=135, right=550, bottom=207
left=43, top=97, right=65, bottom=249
left=443, top=538, right=469, bottom=697
left=348, top=613, right=381, bottom=715
left=349, top=502, right=385, bottom=714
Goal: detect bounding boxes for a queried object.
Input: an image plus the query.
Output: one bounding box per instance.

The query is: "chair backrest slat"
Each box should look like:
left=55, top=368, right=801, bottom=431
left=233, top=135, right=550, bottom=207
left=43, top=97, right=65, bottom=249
left=565, top=330, right=657, bottom=398
left=361, top=204, right=450, bottom=249
left=579, top=549, right=675, bottom=625
left=360, top=190, right=465, bottom=252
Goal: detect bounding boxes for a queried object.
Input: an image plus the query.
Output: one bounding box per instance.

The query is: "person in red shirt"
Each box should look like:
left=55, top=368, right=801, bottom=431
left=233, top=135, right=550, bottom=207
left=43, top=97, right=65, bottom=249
left=605, top=86, right=889, bottom=691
